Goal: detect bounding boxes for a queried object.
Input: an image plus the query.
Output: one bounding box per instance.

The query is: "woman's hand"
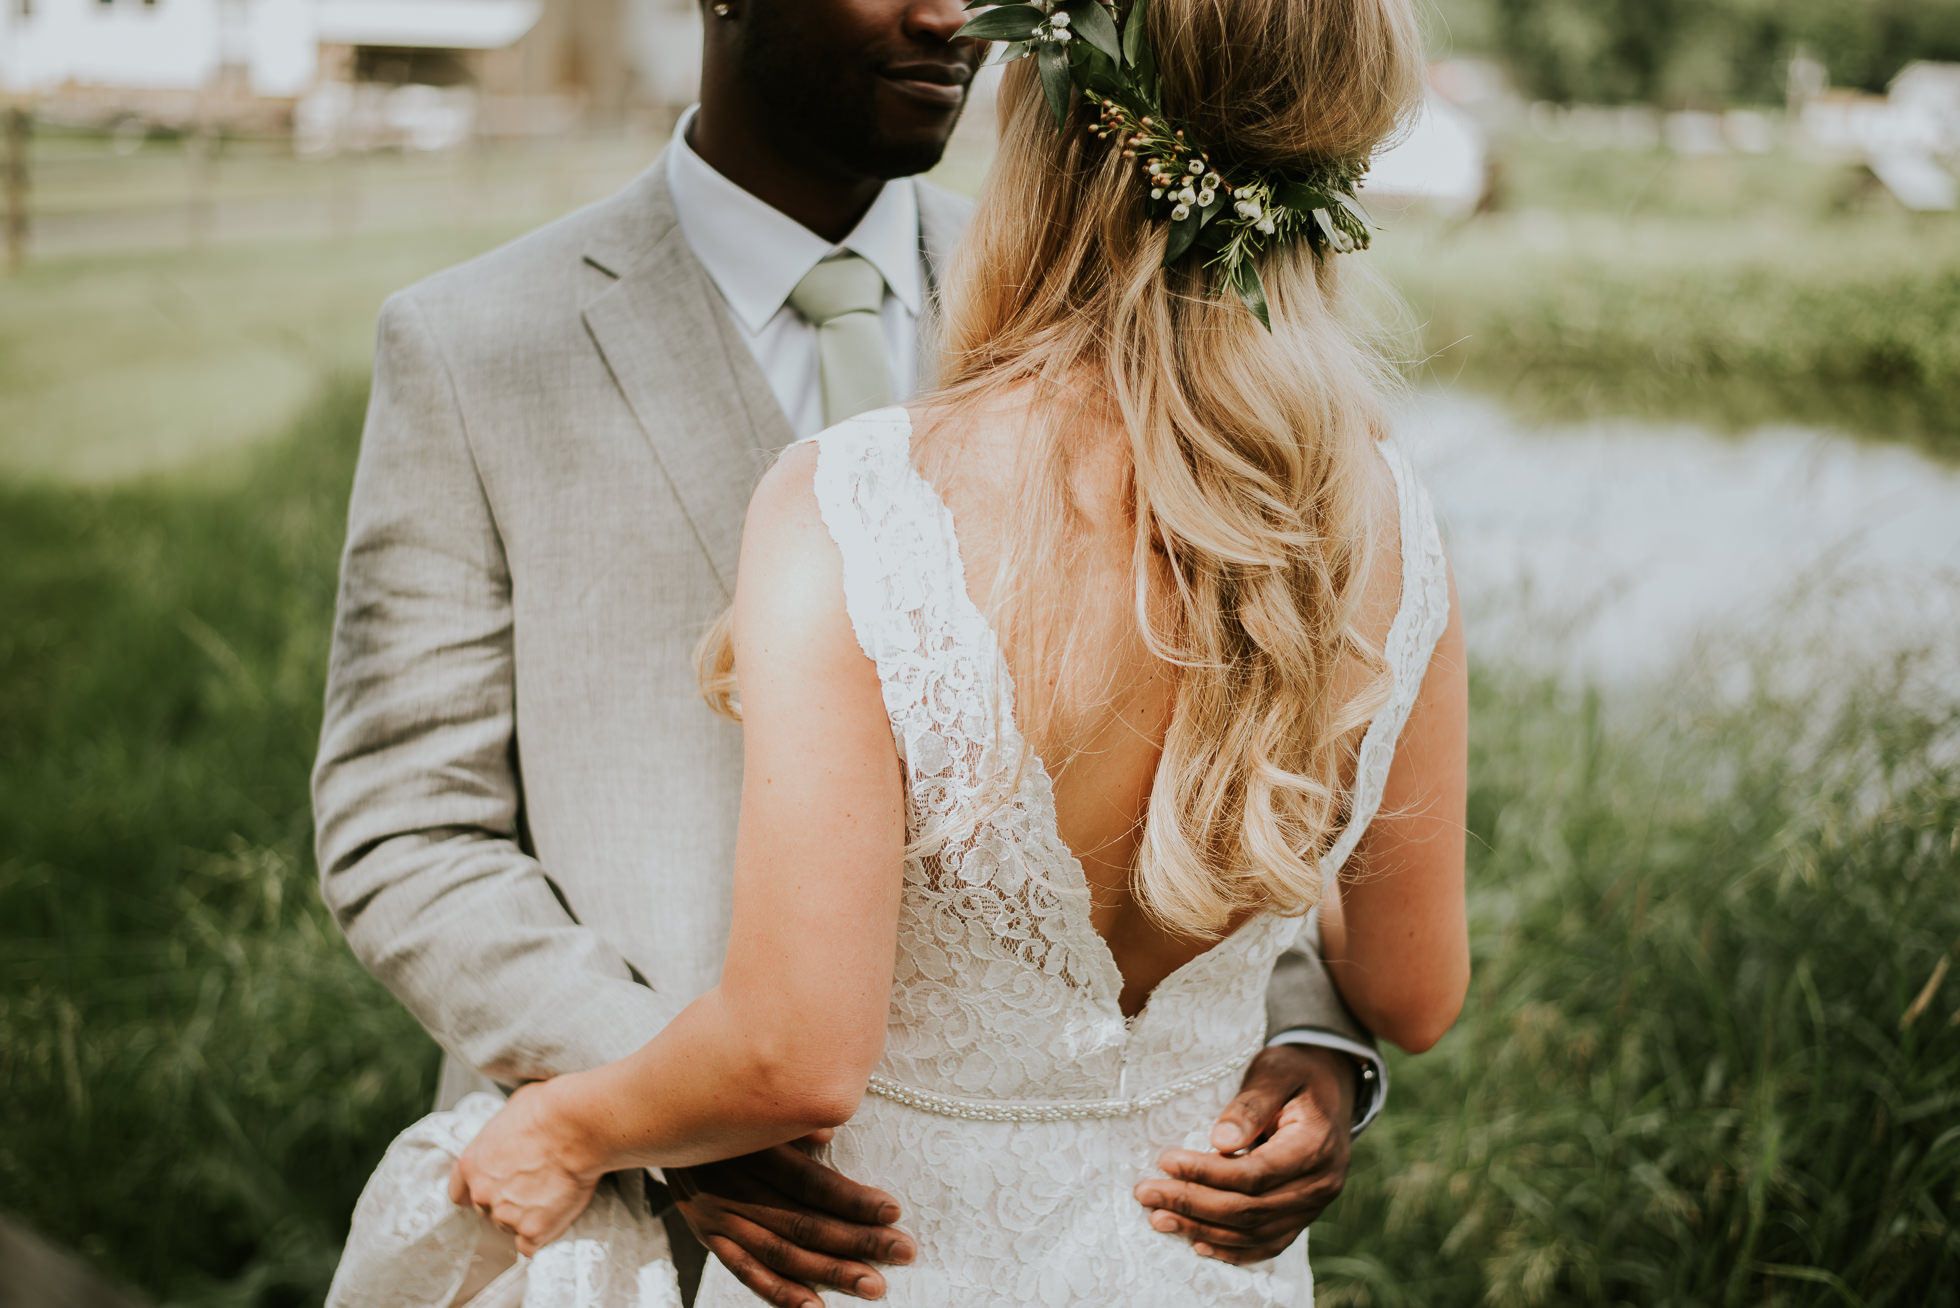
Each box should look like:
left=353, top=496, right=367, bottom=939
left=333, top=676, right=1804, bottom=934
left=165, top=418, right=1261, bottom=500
left=448, top=1080, right=604, bottom=1256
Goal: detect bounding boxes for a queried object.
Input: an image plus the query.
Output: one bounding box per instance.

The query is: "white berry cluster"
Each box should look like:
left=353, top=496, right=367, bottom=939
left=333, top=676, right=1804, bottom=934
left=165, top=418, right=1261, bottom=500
left=1231, top=182, right=1281, bottom=235
left=1034, top=0, right=1072, bottom=44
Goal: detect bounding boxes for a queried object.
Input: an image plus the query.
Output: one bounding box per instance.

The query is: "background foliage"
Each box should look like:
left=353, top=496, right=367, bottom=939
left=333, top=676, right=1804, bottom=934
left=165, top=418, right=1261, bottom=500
left=1313, top=665, right=1960, bottom=1306
left=1372, top=137, right=1960, bottom=454
left=0, top=385, right=439, bottom=1305
left=1431, top=0, right=1960, bottom=103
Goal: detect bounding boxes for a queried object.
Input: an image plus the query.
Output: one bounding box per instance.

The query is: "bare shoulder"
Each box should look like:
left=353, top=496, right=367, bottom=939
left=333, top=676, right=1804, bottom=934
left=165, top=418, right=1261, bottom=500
left=739, top=443, right=830, bottom=594
left=747, top=441, right=825, bottom=535
left=733, top=443, right=859, bottom=662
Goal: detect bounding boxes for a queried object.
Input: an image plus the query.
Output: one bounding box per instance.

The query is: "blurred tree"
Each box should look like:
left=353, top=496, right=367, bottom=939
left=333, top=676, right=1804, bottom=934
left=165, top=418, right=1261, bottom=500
left=1427, top=0, right=1960, bottom=104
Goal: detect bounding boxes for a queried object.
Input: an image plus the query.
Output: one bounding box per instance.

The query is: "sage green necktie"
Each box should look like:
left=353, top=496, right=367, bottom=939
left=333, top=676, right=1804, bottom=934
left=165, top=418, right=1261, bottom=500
left=787, top=253, right=895, bottom=427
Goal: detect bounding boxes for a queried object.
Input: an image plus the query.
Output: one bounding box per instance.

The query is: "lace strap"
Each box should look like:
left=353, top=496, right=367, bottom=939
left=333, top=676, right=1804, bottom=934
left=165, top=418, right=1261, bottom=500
left=802, top=408, right=1000, bottom=777
left=803, top=410, right=917, bottom=677
left=1317, top=439, right=1452, bottom=880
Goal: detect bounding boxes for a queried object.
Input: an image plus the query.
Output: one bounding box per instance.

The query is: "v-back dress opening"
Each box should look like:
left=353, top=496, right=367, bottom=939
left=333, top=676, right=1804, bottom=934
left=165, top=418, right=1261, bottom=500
left=695, top=407, right=1451, bottom=1307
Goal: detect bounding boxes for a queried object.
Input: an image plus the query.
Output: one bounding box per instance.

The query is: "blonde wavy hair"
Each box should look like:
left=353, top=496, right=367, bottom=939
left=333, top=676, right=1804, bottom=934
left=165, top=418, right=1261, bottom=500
left=704, top=0, right=1425, bottom=938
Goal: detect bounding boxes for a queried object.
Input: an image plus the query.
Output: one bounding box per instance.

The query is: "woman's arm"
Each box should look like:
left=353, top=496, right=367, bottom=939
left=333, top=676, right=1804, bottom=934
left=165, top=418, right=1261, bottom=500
left=1318, top=563, right=1469, bottom=1054
left=450, top=444, right=907, bottom=1251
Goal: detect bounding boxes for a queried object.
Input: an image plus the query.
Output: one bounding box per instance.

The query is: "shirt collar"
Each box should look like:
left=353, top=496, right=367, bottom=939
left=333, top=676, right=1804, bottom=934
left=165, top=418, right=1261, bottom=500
left=665, top=106, right=923, bottom=335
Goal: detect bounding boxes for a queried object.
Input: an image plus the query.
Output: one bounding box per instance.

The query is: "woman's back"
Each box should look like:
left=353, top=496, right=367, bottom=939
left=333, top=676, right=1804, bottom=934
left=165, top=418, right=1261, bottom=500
left=688, top=403, right=1450, bottom=1307
left=912, top=389, right=1407, bottom=1017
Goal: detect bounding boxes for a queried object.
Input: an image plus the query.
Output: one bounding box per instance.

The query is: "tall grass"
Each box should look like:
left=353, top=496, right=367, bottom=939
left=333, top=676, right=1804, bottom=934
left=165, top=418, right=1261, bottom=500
left=1314, top=662, right=1960, bottom=1306
left=0, top=381, right=438, bottom=1305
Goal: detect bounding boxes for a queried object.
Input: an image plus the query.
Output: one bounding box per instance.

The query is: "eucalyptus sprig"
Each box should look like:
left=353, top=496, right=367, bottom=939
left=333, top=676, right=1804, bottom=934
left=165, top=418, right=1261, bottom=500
left=956, top=0, right=1376, bottom=328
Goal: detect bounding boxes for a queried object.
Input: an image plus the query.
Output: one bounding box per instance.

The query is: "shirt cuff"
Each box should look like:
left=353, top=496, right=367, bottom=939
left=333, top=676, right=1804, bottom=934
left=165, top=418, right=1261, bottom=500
left=1264, top=1027, right=1386, bottom=1136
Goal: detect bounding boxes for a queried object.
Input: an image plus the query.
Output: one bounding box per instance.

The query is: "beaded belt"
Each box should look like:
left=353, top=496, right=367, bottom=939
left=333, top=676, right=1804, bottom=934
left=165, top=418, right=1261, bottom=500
left=863, top=1042, right=1262, bottom=1123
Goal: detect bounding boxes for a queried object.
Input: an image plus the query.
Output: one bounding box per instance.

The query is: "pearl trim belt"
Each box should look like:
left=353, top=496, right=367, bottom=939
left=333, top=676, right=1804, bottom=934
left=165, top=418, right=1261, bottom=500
left=864, top=1042, right=1263, bottom=1123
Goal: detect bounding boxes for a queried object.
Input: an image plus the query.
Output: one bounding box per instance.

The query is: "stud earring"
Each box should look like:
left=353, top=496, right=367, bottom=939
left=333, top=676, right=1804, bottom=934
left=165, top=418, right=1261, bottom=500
left=711, top=2, right=733, bottom=16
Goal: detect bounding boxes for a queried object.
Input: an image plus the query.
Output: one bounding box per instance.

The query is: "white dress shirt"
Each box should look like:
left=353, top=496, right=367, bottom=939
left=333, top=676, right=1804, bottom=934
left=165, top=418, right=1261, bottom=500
left=666, top=107, right=924, bottom=439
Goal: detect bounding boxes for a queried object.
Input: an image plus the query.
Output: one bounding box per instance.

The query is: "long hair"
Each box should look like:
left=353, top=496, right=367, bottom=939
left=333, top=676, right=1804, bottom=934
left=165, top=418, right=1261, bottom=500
left=704, top=0, right=1426, bottom=938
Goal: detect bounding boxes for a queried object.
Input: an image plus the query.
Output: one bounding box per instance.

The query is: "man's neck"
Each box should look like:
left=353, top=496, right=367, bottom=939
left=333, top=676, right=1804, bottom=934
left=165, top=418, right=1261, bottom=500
left=686, top=104, right=885, bottom=246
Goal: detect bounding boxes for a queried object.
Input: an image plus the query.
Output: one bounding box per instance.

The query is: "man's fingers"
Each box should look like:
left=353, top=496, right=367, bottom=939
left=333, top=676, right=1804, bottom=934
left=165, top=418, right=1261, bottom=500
left=1156, top=1135, right=1316, bottom=1196
left=703, top=1233, right=825, bottom=1308
left=1160, top=1103, right=1345, bottom=1195
left=1212, top=1048, right=1307, bottom=1154
left=1157, top=1147, right=1281, bottom=1195
left=1191, top=1238, right=1290, bottom=1266
left=761, top=1143, right=904, bottom=1227
left=1136, top=1176, right=1270, bottom=1226
left=1144, top=1205, right=1298, bottom=1249
left=741, top=1196, right=917, bottom=1266
left=1138, top=1174, right=1341, bottom=1234
left=718, top=1210, right=888, bottom=1300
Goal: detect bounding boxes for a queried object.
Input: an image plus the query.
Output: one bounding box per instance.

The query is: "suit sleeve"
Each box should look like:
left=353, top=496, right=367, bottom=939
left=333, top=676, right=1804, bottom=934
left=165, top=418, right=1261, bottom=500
left=1264, top=911, right=1387, bottom=1133
left=313, top=292, right=675, bottom=1086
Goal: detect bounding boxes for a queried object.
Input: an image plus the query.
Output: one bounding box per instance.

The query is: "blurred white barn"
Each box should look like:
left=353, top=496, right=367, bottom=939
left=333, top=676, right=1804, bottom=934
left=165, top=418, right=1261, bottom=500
left=1798, top=61, right=1960, bottom=210
left=0, top=0, right=702, bottom=139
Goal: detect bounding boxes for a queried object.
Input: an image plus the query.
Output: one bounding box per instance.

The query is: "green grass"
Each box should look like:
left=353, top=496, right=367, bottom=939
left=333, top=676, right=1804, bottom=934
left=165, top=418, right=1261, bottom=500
left=2, top=382, right=1953, bottom=1304
left=1379, top=214, right=1960, bottom=453
left=0, top=227, right=530, bottom=486
left=0, top=381, right=439, bottom=1305
left=1314, top=661, right=1960, bottom=1306
left=1372, top=140, right=1960, bottom=453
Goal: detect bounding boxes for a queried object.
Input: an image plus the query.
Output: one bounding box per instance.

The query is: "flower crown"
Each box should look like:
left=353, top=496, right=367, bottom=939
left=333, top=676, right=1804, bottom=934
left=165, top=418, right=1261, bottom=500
left=956, top=0, right=1375, bottom=329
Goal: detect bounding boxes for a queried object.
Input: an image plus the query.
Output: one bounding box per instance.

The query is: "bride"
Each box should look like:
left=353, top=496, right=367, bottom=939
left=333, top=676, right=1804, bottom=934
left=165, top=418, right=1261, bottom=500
left=338, top=0, right=1466, bottom=1301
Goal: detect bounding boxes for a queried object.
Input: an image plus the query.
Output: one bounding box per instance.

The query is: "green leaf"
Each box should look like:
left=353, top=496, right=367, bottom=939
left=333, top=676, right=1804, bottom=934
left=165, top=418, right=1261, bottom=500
left=1081, top=56, right=1126, bottom=98
left=1311, top=207, right=1354, bottom=253
left=1037, top=42, right=1074, bottom=129
left=1335, top=191, right=1374, bottom=229
left=1129, top=2, right=1157, bottom=94
left=1275, top=182, right=1332, bottom=213
left=1163, top=208, right=1201, bottom=265
left=1062, top=0, right=1123, bottom=64
left=957, top=4, right=1045, bottom=41
left=1121, top=0, right=1149, bottom=67
left=1231, top=259, right=1271, bottom=330
left=997, top=39, right=1035, bottom=64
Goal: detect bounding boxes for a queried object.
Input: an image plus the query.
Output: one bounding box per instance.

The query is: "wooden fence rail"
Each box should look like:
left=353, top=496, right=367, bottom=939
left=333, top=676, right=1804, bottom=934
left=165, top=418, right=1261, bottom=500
left=0, top=114, right=662, bottom=270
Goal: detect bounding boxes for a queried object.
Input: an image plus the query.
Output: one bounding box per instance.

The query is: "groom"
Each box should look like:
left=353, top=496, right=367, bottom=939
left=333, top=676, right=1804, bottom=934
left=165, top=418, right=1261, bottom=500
left=313, top=0, right=1387, bottom=1302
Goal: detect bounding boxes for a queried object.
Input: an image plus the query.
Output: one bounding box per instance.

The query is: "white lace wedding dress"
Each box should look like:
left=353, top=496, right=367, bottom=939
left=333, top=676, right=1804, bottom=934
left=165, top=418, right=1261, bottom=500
left=329, top=408, right=1449, bottom=1308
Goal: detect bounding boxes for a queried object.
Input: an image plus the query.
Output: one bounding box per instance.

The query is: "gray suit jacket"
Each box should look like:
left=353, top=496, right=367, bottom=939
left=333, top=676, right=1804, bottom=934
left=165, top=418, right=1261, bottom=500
left=312, top=155, right=1379, bottom=1112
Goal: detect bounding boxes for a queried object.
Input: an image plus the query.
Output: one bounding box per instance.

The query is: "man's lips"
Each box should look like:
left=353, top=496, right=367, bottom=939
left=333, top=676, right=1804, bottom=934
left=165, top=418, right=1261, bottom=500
left=879, top=61, right=974, bottom=107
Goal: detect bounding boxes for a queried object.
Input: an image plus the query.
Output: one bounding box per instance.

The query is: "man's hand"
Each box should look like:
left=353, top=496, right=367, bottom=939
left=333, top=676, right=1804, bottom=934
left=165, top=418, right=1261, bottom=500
left=669, top=1132, right=916, bottom=1308
left=1134, top=1044, right=1357, bottom=1265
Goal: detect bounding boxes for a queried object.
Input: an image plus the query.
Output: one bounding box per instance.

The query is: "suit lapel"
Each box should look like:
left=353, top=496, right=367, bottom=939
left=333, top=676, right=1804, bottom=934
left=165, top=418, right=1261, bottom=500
left=581, top=168, right=969, bottom=594
left=581, top=161, right=795, bottom=597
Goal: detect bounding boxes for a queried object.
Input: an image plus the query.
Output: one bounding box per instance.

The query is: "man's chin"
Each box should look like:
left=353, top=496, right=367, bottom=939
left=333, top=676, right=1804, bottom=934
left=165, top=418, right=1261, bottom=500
left=849, top=131, right=960, bottom=182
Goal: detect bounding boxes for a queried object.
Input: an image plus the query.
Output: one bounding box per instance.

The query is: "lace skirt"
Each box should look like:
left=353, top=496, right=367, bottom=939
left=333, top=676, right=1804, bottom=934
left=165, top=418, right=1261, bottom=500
left=327, top=1093, right=682, bottom=1308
